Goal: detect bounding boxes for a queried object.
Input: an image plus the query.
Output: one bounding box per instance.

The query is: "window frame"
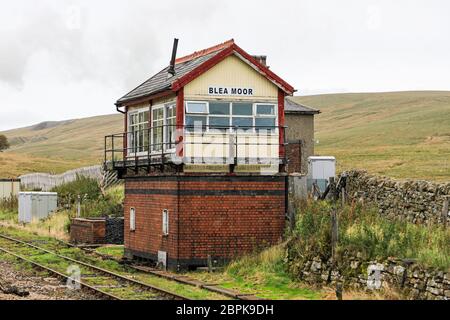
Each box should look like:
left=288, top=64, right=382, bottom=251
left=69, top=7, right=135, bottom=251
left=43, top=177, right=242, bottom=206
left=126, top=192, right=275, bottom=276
left=130, top=207, right=136, bottom=231
left=151, top=104, right=164, bottom=153
left=184, top=101, right=278, bottom=133
left=128, top=106, right=150, bottom=156
left=162, top=209, right=169, bottom=236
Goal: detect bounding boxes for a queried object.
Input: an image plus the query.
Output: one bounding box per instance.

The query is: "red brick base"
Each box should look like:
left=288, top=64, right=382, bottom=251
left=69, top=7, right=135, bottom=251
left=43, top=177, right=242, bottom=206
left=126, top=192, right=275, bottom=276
left=123, top=175, right=287, bottom=270
left=70, top=218, right=106, bottom=244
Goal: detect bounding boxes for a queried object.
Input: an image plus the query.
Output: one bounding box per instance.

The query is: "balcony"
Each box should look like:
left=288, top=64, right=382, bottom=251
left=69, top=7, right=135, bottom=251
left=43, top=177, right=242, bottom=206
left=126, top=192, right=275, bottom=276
left=104, top=124, right=286, bottom=174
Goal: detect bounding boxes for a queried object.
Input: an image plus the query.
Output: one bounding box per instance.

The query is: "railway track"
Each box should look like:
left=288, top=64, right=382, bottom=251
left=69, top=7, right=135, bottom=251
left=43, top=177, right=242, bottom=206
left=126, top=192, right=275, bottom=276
left=72, top=245, right=261, bottom=300
left=0, top=233, right=190, bottom=300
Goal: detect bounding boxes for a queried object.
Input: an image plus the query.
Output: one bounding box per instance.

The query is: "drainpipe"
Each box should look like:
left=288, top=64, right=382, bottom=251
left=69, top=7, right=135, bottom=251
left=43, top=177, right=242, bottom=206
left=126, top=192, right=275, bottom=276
left=116, top=103, right=126, bottom=114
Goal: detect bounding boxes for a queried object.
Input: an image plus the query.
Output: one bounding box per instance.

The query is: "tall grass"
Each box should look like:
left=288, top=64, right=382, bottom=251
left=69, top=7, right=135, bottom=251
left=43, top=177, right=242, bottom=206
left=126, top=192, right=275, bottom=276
left=291, top=200, right=450, bottom=270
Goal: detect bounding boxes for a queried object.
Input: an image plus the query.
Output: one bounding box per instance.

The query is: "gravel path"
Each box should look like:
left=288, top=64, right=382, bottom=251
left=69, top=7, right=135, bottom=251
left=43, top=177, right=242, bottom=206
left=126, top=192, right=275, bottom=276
left=0, top=260, right=100, bottom=300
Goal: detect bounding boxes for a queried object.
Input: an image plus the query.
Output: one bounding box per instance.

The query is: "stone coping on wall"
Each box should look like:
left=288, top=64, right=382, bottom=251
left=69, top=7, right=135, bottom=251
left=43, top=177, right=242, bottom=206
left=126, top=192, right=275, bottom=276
left=343, top=170, right=450, bottom=224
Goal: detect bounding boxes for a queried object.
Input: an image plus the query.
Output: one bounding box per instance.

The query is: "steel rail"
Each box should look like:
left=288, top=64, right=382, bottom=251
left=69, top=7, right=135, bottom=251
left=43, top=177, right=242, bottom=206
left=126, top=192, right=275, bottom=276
left=0, top=233, right=190, bottom=300
left=0, top=245, right=121, bottom=300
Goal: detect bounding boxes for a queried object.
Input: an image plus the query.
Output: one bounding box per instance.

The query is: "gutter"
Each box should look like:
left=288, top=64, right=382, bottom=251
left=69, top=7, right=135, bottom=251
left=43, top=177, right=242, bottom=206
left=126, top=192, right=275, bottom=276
left=115, top=104, right=126, bottom=114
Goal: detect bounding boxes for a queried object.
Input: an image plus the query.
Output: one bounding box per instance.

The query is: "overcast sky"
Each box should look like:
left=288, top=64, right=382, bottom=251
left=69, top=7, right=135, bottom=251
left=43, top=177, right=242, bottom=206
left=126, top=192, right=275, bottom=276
left=1, top=0, right=449, bottom=130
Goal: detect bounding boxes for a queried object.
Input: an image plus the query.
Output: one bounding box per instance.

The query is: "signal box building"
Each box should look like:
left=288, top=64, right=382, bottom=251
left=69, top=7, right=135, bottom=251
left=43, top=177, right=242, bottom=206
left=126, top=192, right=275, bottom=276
left=105, top=39, right=318, bottom=270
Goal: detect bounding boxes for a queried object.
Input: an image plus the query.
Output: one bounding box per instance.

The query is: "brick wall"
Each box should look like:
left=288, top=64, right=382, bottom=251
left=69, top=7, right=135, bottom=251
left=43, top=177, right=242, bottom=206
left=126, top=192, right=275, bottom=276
left=123, top=175, right=286, bottom=269
left=70, top=218, right=106, bottom=244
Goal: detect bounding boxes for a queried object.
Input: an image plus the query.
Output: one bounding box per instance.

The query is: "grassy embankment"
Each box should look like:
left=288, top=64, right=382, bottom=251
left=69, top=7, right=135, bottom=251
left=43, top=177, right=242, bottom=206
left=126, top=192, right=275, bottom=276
left=288, top=201, right=450, bottom=270
left=292, top=91, right=450, bottom=181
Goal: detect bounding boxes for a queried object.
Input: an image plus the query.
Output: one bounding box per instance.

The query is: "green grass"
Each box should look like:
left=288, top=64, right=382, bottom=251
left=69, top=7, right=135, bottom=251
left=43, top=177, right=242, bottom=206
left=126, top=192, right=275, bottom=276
left=292, top=91, right=450, bottom=181
left=186, top=245, right=322, bottom=300
left=289, top=200, right=450, bottom=270
left=95, top=246, right=124, bottom=260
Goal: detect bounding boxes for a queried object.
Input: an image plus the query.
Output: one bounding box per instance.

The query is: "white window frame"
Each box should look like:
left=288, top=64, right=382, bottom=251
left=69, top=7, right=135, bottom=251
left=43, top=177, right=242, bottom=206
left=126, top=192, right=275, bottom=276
left=130, top=207, right=136, bottom=231
left=165, top=103, right=177, bottom=152
left=128, top=106, right=150, bottom=157
left=184, top=101, right=278, bottom=133
left=185, top=101, right=208, bottom=114
left=150, top=103, right=177, bottom=154
left=162, top=209, right=169, bottom=236
left=151, top=104, right=165, bottom=153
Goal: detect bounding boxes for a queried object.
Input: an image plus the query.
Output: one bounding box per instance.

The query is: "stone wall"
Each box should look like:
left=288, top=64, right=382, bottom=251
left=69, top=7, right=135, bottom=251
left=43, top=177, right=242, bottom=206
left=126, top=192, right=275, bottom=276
left=288, top=253, right=449, bottom=300
left=344, top=170, right=450, bottom=224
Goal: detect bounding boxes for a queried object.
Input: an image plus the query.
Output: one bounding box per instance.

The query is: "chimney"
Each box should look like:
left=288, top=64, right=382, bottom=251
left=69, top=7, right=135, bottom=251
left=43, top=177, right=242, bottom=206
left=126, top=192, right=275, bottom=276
left=168, top=38, right=179, bottom=76
left=252, top=55, right=268, bottom=67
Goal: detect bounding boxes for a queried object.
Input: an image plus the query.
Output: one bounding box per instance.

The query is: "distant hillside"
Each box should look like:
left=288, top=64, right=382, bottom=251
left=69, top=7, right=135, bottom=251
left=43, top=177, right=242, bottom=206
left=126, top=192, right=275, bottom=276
left=1, top=91, right=449, bottom=181
left=291, top=91, right=450, bottom=181
left=0, top=114, right=122, bottom=177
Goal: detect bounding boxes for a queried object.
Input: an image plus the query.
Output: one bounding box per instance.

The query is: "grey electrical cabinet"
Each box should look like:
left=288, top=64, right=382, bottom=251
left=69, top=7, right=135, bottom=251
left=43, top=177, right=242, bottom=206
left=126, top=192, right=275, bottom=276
left=18, top=192, right=58, bottom=223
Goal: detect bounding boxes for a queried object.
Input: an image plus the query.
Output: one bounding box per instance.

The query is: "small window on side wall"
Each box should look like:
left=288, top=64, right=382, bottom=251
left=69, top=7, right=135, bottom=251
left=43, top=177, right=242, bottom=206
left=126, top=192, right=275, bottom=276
left=162, top=209, right=169, bottom=235
left=130, top=207, right=136, bottom=231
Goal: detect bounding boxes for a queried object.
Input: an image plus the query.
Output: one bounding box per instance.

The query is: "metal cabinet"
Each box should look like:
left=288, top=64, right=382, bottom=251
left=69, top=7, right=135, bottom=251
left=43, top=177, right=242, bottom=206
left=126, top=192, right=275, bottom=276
left=18, top=192, right=57, bottom=223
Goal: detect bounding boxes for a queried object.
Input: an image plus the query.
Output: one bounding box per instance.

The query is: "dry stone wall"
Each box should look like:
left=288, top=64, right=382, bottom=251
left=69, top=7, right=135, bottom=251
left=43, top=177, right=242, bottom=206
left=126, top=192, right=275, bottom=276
left=344, top=170, right=450, bottom=224
left=289, top=253, right=449, bottom=300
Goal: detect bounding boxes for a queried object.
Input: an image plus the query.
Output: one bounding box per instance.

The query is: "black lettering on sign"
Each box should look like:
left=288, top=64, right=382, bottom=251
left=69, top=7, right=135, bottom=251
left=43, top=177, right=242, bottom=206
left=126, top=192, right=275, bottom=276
left=208, top=87, right=254, bottom=96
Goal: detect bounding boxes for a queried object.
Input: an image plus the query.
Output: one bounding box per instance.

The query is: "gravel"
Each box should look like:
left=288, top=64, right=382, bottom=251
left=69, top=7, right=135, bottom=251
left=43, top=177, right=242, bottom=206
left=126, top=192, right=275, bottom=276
left=0, top=260, right=101, bottom=300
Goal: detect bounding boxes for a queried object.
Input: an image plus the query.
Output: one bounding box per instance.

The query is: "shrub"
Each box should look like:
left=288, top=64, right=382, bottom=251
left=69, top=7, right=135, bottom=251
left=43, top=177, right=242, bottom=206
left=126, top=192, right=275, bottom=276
left=289, top=200, right=450, bottom=270
left=51, top=174, right=100, bottom=201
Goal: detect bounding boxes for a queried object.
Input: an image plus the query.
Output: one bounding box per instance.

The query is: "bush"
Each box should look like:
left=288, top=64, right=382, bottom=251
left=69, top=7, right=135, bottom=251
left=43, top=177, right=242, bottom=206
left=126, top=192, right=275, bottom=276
left=51, top=175, right=100, bottom=201
left=289, top=200, right=450, bottom=270
left=51, top=176, right=123, bottom=218
left=0, top=134, right=10, bottom=151
left=0, top=195, right=18, bottom=212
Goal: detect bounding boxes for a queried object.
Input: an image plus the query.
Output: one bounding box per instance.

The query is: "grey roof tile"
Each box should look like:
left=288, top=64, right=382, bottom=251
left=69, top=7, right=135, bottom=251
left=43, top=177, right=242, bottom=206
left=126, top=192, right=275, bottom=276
left=285, top=98, right=320, bottom=114
left=117, top=52, right=219, bottom=104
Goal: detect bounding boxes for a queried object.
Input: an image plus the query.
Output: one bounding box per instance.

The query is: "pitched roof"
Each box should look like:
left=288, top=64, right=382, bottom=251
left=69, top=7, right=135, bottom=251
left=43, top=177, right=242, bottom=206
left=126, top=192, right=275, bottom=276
left=285, top=98, right=320, bottom=115
left=116, top=40, right=294, bottom=106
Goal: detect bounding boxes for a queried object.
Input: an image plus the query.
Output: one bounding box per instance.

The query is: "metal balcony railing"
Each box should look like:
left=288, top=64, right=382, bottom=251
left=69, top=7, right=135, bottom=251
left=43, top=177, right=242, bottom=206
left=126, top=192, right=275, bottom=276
left=104, top=124, right=286, bottom=171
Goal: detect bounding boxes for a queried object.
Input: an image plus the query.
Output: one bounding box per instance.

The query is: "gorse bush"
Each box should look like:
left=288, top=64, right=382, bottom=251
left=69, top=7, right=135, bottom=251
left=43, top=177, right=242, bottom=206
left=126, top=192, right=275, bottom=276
left=290, top=200, right=450, bottom=270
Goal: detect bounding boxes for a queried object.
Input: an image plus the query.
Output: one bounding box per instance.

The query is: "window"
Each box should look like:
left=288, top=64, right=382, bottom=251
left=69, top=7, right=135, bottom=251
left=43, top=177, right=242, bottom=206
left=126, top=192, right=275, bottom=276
left=162, top=209, right=169, bottom=235
left=186, top=102, right=207, bottom=114
left=255, top=104, right=276, bottom=132
left=185, top=115, right=207, bottom=132
left=185, top=101, right=277, bottom=132
left=152, top=107, right=164, bottom=152
left=129, top=109, right=149, bottom=154
left=130, top=207, right=136, bottom=231
left=165, top=104, right=176, bottom=149
left=232, top=103, right=252, bottom=115
left=209, top=102, right=230, bottom=131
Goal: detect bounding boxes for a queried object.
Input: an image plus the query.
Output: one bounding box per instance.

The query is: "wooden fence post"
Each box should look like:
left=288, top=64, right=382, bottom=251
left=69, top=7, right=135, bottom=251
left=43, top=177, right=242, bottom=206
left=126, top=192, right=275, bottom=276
left=442, top=196, right=449, bottom=228
left=207, top=255, right=213, bottom=273
left=76, top=195, right=81, bottom=218
left=331, top=208, right=339, bottom=262
left=341, top=187, right=346, bottom=207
